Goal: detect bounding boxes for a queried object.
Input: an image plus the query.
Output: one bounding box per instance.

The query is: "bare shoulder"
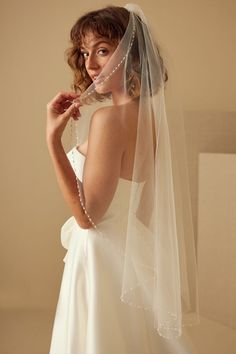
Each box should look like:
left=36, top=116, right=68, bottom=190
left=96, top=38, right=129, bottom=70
left=80, top=102, right=138, bottom=156
left=91, top=105, right=124, bottom=129
left=89, top=106, right=126, bottom=148
left=90, top=102, right=138, bottom=133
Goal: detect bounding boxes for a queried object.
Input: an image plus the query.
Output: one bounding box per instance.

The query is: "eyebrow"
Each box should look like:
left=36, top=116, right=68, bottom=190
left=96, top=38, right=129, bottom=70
left=80, top=40, right=111, bottom=50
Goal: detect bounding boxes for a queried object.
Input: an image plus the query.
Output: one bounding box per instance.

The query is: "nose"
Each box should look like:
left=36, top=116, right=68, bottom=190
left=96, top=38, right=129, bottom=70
left=86, top=53, right=99, bottom=71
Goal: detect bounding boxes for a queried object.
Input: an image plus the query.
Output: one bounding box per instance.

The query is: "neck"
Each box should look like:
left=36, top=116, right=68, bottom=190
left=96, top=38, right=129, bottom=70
left=112, top=90, right=133, bottom=106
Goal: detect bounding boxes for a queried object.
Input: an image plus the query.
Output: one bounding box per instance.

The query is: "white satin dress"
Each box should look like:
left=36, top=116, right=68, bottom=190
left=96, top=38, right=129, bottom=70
left=49, top=146, right=198, bottom=354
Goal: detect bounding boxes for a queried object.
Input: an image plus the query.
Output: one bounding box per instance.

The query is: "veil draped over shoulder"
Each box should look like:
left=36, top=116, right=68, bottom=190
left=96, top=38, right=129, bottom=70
left=69, top=3, right=200, bottom=339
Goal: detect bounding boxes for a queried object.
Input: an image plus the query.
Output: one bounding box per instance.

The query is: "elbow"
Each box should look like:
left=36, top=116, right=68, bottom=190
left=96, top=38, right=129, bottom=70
left=71, top=200, right=94, bottom=230
left=73, top=201, right=102, bottom=230
left=75, top=215, right=94, bottom=230
left=79, top=222, right=93, bottom=230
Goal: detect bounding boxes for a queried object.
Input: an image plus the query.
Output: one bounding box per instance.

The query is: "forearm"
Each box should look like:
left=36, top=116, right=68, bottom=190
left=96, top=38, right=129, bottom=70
left=47, top=137, right=91, bottom=229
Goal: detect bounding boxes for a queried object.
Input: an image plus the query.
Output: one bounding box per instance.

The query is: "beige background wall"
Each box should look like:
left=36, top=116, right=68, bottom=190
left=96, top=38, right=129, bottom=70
left=198, top=153, right=236, bottom=330
left=0, top=0, right=235, bottom=326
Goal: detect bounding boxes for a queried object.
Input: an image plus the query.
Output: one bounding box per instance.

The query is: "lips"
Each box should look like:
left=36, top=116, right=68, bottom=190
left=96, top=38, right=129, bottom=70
left=92, top=75, right=98, bottom=81
left=91, top=74, right=100, bottom=81
left=93, top=75, right=105, bottom=85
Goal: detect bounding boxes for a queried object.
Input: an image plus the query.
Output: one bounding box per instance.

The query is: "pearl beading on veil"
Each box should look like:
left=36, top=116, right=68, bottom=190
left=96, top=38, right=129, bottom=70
left=65, top=5, right=200, bottom=340
left=72, top=12, right=136, bottom=103
left=70, top=12, right=136, bottom=231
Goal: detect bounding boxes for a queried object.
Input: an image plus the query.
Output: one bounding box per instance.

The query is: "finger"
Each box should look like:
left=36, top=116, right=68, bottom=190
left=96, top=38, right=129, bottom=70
left=51, top=98, right=74, bottom=112
left=71, top=96, right=82, bottom=105
left=62, top=101, right=81, bottom=115
left=62, top=100, right=73, bottom=110
left=73, top=104, right=81, bottom=118
left=72, top=106, right=81, bottom=119
left=72, top=111, right=80, bottom=120
left=50, top=91, right=79, bottom=106
left=61, top=102, right=80, bottom=120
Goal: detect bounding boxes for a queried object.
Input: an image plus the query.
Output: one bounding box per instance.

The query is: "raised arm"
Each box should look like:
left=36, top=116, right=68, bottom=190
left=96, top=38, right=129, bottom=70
left=82, top=106, right=125, bottom=224
left=46, top=92, right=125, bottom=229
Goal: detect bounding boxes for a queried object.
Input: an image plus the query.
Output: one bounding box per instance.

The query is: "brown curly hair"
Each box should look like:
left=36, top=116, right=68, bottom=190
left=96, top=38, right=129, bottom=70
left=65, top=6, right=168, bottom=98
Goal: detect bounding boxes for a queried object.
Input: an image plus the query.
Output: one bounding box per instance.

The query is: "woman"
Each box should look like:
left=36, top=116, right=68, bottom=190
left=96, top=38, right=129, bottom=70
left=47, top=4, right=199, bottom=354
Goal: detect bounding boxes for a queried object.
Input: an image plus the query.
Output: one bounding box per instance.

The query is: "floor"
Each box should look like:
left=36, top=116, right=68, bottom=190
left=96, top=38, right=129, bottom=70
left=0, top=310, right=235, bottom=354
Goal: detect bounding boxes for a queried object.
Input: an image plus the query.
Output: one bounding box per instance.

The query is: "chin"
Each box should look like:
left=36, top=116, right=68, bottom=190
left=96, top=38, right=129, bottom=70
left=94, top=83, right=112, bottom=95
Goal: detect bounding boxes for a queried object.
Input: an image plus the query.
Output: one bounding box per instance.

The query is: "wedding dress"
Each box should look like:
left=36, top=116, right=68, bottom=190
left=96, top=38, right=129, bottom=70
left=49, top=147, right=198, bottom=354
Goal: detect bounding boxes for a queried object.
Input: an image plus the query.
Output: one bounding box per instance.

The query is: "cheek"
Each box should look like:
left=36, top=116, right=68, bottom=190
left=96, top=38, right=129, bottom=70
left=99, top=55, right=113, bottom=69
left=94, top=58, right=124, bottom=92
left=94, top=81, right=111, bottom=94
left=110, top=66, right=124, bottom=86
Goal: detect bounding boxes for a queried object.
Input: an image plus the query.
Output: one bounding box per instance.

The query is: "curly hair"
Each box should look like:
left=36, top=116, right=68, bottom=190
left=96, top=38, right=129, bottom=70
left=65, top=6, right=168, bottom=98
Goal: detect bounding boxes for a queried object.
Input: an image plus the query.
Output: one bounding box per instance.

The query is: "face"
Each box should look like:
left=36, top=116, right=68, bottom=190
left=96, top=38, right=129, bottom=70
left=80, top=32, right=122, bottom=95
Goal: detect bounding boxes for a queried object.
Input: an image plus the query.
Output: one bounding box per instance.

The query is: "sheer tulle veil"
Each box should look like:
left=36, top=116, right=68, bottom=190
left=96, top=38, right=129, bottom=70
left=69, top=3, right=200, bottom=339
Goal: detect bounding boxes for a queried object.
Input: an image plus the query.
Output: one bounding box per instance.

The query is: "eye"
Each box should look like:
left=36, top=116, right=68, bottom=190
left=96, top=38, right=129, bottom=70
left=97, top=48, right=108, bottom=56
left=80, top=51, right=88, bottom=59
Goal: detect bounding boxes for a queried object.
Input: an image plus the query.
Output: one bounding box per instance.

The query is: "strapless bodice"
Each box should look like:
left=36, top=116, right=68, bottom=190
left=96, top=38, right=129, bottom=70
left=62, top=147, right=145, bottom=254
left=66, top=147, right=137, bottom=219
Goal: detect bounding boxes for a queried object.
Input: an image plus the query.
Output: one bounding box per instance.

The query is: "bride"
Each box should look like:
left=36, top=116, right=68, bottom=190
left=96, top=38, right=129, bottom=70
left=47, top=4, right=199, bottom=353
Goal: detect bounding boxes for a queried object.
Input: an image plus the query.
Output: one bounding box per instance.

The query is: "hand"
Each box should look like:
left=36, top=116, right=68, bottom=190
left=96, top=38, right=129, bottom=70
left=46, top=91, right=82, bottom=142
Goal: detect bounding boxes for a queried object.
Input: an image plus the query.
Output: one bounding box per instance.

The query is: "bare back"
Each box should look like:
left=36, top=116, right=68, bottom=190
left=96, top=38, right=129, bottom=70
left=77, top=100, right=139, bottom=181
